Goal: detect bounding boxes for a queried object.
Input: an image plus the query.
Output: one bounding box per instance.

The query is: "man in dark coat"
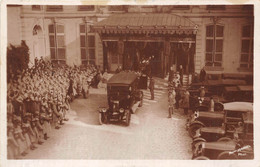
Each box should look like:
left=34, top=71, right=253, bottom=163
left=199, top=67, right=206, bottom=82
left=149, top=77, right=155, bottom=100
left=179, top=65, right=183, bottom=85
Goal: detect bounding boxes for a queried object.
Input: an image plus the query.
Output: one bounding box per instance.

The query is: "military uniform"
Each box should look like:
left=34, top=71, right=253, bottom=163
left=182, top=90, right=190, bottom=115
left=13, top=116, right=28, bottom=156
left=168, top=89, right=176, bottom=118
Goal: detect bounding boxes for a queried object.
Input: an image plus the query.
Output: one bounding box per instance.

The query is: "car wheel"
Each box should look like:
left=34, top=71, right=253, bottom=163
left=188, top=124, right=204, bottom=138
left=125, top=110, right=131, bottom=126
left=192, top=156, right=210, bottom=160
left=217, top=137, right=232, bottom=142
left=217, top=151, right=238, bottom=160
left=192, top=138, right=206, bottom=151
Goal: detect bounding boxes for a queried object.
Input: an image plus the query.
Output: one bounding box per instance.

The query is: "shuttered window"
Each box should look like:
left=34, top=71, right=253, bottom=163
left=205, top=24, right=224, bottom=67
left=48, top=24, right=66, bottom=64
left=240, top=25, right=253, bottom=69
left=80, top=24, right=96, bottom=65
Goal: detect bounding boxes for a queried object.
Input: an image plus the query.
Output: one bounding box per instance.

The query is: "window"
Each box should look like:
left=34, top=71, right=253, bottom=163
left=49, top=24, right=66, bottom=64
left=78, top=5, right=95, bottom=11
left=80, top=24, right=96, bottom=65
left=207, top=5, right=226, bottom=10
left=240, top=25, right=253, bottom=68
left=46, top=5, right=63, bottom=12
left=32, top=5, right=41, bottom=11
left=205, top=24, right=224, bottom=67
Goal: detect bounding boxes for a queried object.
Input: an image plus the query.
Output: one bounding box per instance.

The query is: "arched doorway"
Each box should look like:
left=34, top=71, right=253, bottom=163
left=32, top=25, right=45, bottom=62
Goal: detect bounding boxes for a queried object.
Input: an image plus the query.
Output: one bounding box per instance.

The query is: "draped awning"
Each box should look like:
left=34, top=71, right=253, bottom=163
left=92, top=13, right=198, bottom=35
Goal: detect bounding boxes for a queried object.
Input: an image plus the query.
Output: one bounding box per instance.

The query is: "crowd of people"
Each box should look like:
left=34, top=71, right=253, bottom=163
left=167, top=65, right=190, bottom=118
left=7, top=57, right=98, bottom=159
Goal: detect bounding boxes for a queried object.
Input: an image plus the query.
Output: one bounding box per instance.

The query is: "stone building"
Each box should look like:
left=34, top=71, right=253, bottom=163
left=7, top=5, right=253, bottom=77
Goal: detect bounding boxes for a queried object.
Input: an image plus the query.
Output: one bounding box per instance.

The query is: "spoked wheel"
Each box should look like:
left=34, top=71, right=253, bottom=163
left=217, top=151, right=238, bottom=160
left=188, top=124, right=204, bottom=138
left=99, top=112, right=107, bottom=125
left=125, top=110, right=131, bottom=126
left=192, top=138, right=206, bottom=151
left=193, top=156, right=210, bottom=160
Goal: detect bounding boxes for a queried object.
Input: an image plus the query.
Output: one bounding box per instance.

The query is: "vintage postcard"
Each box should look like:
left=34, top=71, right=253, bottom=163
left=0, top=0, right=259, bottom=167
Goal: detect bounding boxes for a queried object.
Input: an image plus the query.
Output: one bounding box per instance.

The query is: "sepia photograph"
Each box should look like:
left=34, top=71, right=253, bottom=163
left=1, top=0, right=259, bottom=166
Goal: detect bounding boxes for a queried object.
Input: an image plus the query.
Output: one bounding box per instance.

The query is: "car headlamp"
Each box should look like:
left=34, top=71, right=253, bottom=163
left=119, top=108, right=124, bottom=113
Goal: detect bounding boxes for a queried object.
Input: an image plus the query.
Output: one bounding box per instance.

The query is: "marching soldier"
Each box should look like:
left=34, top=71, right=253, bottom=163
left=7, top=122, right=19, bottom=159
left=22, top=113, right=37, bottom=150
left=13, top=116, right=28, bottom=156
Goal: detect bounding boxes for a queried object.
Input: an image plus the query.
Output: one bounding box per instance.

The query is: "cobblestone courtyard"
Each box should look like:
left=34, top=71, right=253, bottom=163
left=21, top=79, right=192, bottom=159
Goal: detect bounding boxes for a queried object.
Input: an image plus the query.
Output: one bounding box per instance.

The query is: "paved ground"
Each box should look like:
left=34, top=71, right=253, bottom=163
left=20, top=78, right=192, bottom=159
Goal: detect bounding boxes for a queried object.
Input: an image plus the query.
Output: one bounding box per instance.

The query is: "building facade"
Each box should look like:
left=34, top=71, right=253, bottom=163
left=7, top=5, right=254, bottom=77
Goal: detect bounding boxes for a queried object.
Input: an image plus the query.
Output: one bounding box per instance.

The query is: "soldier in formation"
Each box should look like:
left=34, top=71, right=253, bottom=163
left=7, top=58, right=97, bottom=159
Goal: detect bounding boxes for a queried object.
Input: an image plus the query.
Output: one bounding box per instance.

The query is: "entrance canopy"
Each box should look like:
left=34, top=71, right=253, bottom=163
left=92, top=13, right=198, bottom=35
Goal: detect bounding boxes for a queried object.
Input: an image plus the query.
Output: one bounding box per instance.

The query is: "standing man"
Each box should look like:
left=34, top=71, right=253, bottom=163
left=209, top=97, right=215, bottom=112
left=179, top=65, right=183, bottom=86
left=182, top=89, right=190, bottom=115
left=149, top=77, right=155, bottom=100
left=168, top=88, right=176, bottom=118
left=169, top=65, right=174, bottom=82
left=199, top=67, right=207, bottom=82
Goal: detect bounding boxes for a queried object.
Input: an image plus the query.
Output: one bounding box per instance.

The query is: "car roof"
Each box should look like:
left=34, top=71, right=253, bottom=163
left=204, top=141, right=237, bottom=151
left=224, top=102, right=253, bottom=112
left=107, top=71, right=139, bottom=85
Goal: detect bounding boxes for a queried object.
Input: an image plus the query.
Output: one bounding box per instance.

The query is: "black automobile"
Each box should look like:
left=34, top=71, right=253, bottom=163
left=192, top=102, right=253, bottom=151
left=98, top=71, right=143, bottom=126
left=192, top=140, right=253, bottom=160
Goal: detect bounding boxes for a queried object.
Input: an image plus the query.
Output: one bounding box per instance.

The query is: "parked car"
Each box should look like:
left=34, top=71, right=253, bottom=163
left=186, top=111, right=224, bottom=138
left=98, top=71, right=143, bottom=126
left=187, top=102, right=252, bottom=138
left=192, top=140, right=253, bottom=160
left=189, top=95, right=224, bottom=112
left=222, top=85, right=253, bottom=103
left=192, top=102, right=253, bottom=150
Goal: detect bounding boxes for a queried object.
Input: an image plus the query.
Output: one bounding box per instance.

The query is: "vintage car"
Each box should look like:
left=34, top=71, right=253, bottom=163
left=187, top=102, right=252, bottom=138
left=192, top=140, right=254, bottom=160
left=222, top=85, right=253, bottom=103
left=98, top=71, right=143, bottom=126
left=186, top=111, right=224, bottom=138
left=189, top=95, right=224, bottom=112
left=192, top=102, right=253, bottom=150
